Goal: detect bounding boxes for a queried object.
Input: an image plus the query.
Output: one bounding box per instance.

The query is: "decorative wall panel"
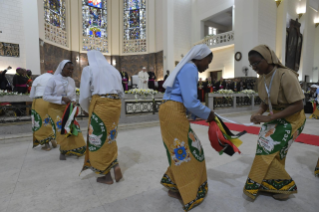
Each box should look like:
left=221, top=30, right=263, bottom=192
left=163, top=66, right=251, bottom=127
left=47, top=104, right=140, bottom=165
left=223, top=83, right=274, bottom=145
left=123, top=0, right=147, bottom=53
left=0, top=42, right=19, bottom=57
left=43, top=0, right=68, bottom=47
left=82, top=0, right=108, bottom=52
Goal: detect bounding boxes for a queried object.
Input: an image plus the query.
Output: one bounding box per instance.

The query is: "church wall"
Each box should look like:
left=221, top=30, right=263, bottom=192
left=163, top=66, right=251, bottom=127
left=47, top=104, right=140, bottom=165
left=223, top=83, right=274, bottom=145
left=0, top=0, right=26, bottom=73
left=200, top=45, right=234, bottom=80
left=300, top=6, right=317, bottom=82
left=258, top=0, right=277, bottom=50
left=173, top=0, right=192, bottom=63
left=155, top=0, right=163, bottom=52
left=23, top=0, right=41, bottom=75
left=233, top=0, right=259, bottom=78
left=313, top=27, right=319, bottom=83
left=192, top=0, right=234, bottom=43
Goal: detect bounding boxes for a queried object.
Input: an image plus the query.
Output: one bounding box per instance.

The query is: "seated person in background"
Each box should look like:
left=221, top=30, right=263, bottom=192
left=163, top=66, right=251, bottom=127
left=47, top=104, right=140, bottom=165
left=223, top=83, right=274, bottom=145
left=239, top=80, right=246, bottom=91
left=225, top=80, right=232, bottom=90
left=197, top=78, right=205, bottom=102
left=214, top=77, right=226, bottom=91
left=205, top=77, right=213, bottom=93
left=148, top=67, right=157, bottom=89
left=26, top=69, right=33, bottom=93
left=120, top=68, right=129, bottom=91
left=230, top=78, right=239, bottom=92
left=0, top=66, right=12, bottom=91
left=13, top=68, right=28, bottom=94
left=26, top=69, right=32, bottom=80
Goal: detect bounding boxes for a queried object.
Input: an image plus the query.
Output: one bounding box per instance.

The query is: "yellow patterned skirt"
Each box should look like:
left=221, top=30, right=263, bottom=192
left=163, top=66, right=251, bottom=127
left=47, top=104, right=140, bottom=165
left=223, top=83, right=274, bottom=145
left=309, top=100, right=319, bottom=119
left=81, top=95, right=121, bottom=175
left=315, top=158, right=319, bottom=177
left=32, top=98, right=55, bottom=147
left=48, top=103, right=86, bottom=156
left=159, top=101, right=208, bottom=212
left=244, top=110, right=306, bottom=199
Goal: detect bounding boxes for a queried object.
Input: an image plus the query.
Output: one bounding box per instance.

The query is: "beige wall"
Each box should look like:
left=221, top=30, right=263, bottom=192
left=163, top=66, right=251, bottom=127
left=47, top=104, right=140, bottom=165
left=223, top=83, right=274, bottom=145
left=199, top=45, right=234, bottom=80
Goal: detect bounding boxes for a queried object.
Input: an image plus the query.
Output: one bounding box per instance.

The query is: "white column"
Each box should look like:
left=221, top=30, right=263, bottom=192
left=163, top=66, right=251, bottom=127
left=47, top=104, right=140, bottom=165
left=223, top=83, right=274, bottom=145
left=111, top=0, right=121, bottom=55
left=148, top=0, right=156, bottom=53
left=275, top=0, right=288, bottom=64
left=234, top=0, right=259, bottom=77
left=70, top=0, right=80, bottom=52
left=299, top=2, right=317, bottom=82
left=313, top=25, right=319, bottom=83
left=163, top=0, right=175, bottom=72
left=22, top=0, right=41, bottom=75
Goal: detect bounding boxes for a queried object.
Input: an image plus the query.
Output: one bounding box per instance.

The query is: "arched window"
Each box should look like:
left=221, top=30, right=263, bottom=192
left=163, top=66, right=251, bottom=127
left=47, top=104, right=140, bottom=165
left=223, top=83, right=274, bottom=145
left=82, top=0, right=108, bottom=53
left=44, top=0, right=68, bottom=47
left=123, top=0, right=146, bottom=53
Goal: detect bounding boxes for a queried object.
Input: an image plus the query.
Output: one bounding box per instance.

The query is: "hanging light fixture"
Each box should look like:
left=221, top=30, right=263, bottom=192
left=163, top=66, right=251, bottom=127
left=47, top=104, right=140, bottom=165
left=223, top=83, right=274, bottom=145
left=296, top=1, right=306, bottom=19
left=275, top=0, right=282, bottom=8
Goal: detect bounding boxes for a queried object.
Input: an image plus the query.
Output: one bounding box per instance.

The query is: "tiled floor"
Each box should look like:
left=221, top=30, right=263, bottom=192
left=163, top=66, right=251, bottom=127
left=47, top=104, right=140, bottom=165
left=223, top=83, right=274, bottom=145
left=1, top=115, right=319, bottom=212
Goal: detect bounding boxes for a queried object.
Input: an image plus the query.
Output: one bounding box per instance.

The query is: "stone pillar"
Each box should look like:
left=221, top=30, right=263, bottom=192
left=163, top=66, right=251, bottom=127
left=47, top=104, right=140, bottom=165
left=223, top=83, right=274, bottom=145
left=163, top=0, right=175, bottom=72
left=23, top=0, right=41, bottom=75
left=234, top=0, right=259, bottom=78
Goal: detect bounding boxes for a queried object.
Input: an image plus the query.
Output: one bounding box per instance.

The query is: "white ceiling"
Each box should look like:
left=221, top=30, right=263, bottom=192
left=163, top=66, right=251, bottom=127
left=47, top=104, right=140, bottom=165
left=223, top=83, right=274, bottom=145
left=207, top=7, right=233, bottom=27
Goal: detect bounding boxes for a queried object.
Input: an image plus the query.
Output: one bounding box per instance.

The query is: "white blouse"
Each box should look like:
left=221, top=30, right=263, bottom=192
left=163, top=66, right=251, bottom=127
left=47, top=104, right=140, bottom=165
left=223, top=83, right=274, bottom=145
left=43, top=74, right=76, bottom=105
left=29, top=73, right=53, bottom=99
left=79, top=66, right=124, bottom=112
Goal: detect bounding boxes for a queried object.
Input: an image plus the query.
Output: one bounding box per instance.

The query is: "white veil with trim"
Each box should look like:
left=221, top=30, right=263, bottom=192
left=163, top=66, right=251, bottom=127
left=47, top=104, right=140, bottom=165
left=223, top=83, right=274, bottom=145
left=163, top=44, right=212, bottom=88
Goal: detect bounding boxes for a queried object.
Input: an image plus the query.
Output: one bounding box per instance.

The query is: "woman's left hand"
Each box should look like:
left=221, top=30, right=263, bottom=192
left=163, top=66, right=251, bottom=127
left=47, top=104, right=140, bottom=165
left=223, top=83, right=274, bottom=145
left=251, top=115, right=272, bottom=124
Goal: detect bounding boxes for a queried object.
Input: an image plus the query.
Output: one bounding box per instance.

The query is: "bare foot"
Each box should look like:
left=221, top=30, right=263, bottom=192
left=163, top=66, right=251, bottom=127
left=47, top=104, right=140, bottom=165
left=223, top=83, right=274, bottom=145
left=51, top=140, right=57, bottom=148
left=41, top=143, right=51, bottom=151
left=273, top=193, right=290, bottom=200
left=97, top=173, right=113, bottom=184
left=60, top=154, right=66, bottom=160
left=168, top=190, right=182, bottom=200
left=114, top=165, right=123, bottom=182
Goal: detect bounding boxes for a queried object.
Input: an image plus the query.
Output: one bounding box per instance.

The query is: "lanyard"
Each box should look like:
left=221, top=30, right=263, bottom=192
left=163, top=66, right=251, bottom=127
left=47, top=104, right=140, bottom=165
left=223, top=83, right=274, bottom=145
left=263, top=69, right=277, bottom=115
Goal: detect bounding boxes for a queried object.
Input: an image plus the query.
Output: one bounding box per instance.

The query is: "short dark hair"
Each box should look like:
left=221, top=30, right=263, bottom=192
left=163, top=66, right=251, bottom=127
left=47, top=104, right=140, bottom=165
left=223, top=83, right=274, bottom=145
left=248, top=50, right=264, bottom=59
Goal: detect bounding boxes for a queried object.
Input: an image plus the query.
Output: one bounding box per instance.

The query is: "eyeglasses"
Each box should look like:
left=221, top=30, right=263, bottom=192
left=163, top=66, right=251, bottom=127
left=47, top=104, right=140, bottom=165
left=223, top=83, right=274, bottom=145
left=249, top=59, right=263, bottom=68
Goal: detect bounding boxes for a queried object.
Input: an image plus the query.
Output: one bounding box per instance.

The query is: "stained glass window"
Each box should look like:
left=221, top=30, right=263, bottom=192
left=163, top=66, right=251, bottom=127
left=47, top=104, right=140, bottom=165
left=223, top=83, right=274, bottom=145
left=123, top=0, right=147, bottom=53
left=43, top=0, right=67, bottom=47
left=44, top=0, right=66, bottom=30
left=82, top=0, right=108, bottom=52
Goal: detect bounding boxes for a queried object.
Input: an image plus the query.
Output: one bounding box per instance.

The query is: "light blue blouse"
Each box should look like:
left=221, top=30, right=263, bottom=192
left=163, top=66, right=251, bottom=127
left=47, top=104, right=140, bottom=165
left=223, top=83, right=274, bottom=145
left=163, top=62, right=211, bottom=119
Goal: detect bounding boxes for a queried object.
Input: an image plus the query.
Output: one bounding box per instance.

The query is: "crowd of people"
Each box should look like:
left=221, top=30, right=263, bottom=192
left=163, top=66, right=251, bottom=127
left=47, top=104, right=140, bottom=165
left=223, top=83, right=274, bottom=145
left=0, top=43, right=318, bottom=211
left=24, top=44, right=318, bottom=212
left=0, top=66, right=33, bottom=93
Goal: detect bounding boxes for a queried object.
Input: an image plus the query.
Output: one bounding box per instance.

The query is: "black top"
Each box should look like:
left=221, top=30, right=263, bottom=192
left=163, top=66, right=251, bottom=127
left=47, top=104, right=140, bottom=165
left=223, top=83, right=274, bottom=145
left=13, top=74, right=28, bottom=93
left=214, top=80, right=226, bottom=91
left=120, top=71, right=128, bottom=80
left=148, top=72, right=156, bottom=80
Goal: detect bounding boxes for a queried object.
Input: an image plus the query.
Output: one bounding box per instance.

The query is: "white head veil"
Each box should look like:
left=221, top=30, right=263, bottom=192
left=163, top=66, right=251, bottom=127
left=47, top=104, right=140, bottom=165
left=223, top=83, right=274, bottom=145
left=87, top=50, right=123, bottom=96
left=87, top=50, right=122, bottom=81
left=54, top=60, right=72, bottom=76
left=163, top=44, right=212, bottom=88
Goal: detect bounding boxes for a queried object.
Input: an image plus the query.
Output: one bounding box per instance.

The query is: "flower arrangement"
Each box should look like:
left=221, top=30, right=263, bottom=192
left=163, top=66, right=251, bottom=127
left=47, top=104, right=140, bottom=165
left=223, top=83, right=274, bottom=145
left=216, top=89, right=234, bottom=95
left=125, top=89, right=158, bottom=99
left=76, top=88, right=80, bottom=95
left=240, top=89, right=256, bottom=95
left=0, top=90, right=28, bottom=97
left=125, top=88, right=158, bottom=96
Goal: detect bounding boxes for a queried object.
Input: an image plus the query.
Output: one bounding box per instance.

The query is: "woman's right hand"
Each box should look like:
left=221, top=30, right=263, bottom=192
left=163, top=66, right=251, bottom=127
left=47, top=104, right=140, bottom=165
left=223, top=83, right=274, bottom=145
left=250, top=113, right=261, bottom=124
left=207, top=111, right=216, bottom=123
left=62, top=97, right=71, bottom=104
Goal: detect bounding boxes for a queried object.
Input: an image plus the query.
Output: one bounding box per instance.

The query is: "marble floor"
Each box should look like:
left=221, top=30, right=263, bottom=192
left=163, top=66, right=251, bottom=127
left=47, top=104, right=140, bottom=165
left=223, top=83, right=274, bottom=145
left=1, top=114, right=319, bottom=212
